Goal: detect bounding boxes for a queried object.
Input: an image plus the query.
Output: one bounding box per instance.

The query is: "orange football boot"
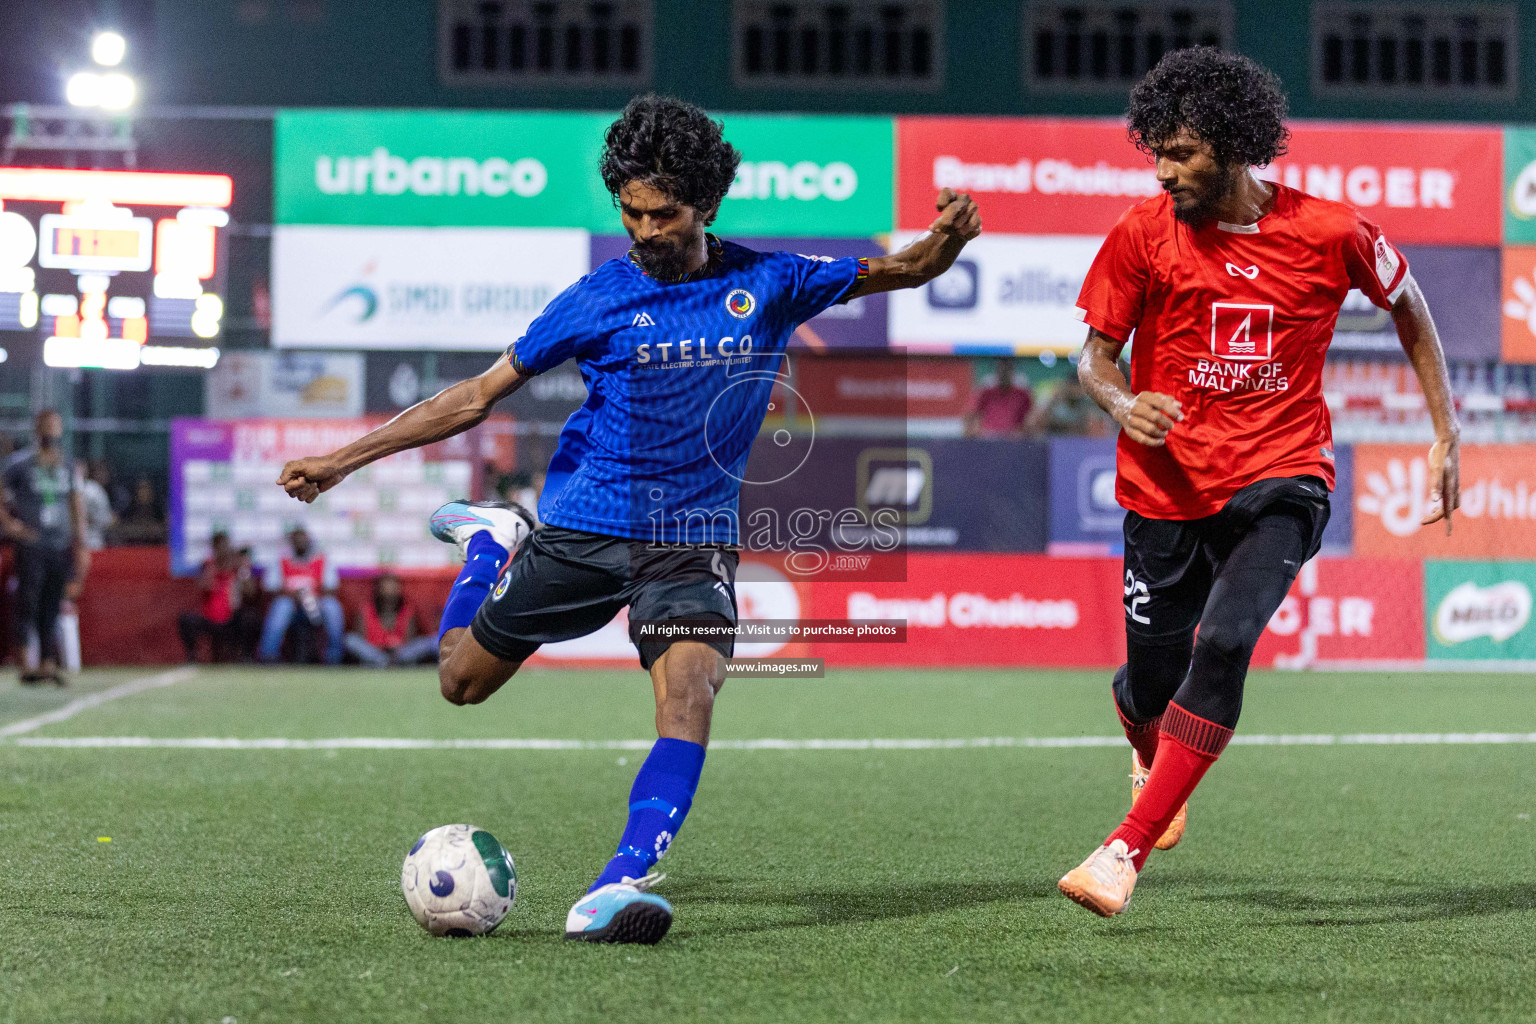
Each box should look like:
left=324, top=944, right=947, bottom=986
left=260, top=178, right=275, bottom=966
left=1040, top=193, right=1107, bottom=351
left=1131, top=749, right=1187, bottom=850
left=1058, top=839, right=1139, bottom=917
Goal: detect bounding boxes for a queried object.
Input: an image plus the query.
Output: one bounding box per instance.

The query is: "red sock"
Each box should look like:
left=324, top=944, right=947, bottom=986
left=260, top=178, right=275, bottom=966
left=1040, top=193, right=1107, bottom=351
left=1107, top=702, right=1233, bottom=871
left=1116, top=703, right=1161, bottom=768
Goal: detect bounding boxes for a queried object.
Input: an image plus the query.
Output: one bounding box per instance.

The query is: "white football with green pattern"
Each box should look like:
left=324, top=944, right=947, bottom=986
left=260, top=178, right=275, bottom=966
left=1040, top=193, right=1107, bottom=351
left=400, top=823, right=517, bottom=936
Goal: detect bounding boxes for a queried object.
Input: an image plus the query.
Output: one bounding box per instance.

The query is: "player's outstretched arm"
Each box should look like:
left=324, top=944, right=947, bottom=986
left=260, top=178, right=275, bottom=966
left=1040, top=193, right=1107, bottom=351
left=1077, top=329, right=1182, bottom=447
left=1391, top=276, right=1462, bottom=530
left=846, top=188, right=981, bottom=298
left=277, top=353, right=530, bottom=504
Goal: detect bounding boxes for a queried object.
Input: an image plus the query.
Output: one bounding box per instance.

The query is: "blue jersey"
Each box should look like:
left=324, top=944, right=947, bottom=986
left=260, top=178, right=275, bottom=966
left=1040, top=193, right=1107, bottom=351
left=511, top=238, right=865, bottom=545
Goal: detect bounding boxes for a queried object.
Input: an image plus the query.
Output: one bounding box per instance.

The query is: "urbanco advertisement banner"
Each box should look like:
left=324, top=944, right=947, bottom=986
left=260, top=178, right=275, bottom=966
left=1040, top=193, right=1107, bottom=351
left=271, top=225, right=589, bottom=350
left=713, top=115, right=894, bottom=237
left=275, top=109, right=617, bottom=229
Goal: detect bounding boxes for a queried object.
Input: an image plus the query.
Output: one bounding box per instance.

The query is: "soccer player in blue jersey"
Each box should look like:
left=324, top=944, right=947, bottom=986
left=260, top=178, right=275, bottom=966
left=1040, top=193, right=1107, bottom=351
left=277, top=95, right=981, bottom=944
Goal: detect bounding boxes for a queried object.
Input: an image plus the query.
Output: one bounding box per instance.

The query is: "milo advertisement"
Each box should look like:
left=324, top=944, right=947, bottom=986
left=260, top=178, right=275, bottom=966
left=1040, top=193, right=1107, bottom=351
left=1425, top=560, right=1536, bottom=660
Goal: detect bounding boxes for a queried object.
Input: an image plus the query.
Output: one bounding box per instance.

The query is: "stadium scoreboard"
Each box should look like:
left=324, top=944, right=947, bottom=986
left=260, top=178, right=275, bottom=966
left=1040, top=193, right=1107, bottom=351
left=0, top=167, right=232, bottom=369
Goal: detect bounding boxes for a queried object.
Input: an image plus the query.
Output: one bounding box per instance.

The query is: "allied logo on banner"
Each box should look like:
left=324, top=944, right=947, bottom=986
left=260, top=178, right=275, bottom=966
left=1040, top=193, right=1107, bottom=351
left=889, top=234, right=1101, bottom=352
left=1434, top=580, right=1532, bottom=644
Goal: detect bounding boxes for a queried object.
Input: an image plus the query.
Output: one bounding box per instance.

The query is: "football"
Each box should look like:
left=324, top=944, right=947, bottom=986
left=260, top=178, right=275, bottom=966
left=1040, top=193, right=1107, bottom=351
left=400, top=824, right=518, bottom=937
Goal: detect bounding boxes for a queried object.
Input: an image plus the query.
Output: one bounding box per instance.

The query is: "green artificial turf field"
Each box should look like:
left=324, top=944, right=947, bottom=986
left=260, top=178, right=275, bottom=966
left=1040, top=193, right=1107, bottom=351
left=1, top=665, right=1533, bottom=1023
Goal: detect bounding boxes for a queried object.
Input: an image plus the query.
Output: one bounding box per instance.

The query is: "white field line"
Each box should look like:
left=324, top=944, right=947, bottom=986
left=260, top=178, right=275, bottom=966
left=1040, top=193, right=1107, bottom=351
left=0, top=667, right=199, bottom=739
left=8, top=731, right=1536, bottom=751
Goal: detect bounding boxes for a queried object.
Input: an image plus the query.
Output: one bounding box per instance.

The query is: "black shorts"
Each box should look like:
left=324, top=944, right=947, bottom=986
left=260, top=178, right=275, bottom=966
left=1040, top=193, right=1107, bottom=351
left=469, top=525, right=739, bottom=670
left=1122, top=476, right=1331, bottom=643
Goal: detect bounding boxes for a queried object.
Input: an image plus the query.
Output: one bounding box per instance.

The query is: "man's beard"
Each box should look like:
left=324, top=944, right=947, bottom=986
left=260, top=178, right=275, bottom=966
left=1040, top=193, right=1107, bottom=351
left=1169, top=164, right=1243, bottom=225
left=630, top=237, right=693, bottom=280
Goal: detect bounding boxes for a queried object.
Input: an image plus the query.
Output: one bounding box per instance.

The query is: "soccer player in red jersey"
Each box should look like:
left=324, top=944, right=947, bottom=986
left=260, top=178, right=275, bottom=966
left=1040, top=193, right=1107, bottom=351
left=1056, top=48, right=1463, bottom=917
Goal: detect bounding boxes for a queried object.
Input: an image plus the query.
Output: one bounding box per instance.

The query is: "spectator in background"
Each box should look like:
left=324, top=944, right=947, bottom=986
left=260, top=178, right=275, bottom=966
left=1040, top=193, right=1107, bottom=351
left=109, top=476, right=167, bottom=545
left=344, top=572, right=437, bottom=667
left=77, top=460, right=114, bottom=551
left=500, top=469, right=543, bottom=526
left=258, top=526, right=344, bottom=664
left=964, top=357, right=1034, bottom=438
left=178, top=531, right=253, bottom=662
left=1027, top=378, right=1115, bottom=438
left=0, top=410, right=88, bottom=685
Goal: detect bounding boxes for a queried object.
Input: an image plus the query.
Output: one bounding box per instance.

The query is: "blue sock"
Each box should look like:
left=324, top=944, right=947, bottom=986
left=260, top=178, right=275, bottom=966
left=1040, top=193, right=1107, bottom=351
left=590, top=738, right=706, bottom=891
left=438, top=531, right=507, bottom=642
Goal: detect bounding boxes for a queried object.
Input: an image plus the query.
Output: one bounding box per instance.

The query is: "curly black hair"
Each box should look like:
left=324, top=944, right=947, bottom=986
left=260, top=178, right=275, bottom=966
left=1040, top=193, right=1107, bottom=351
left=1127, top=47, right=1290, bottom=168
left=600, top=95, right=741, bottom=225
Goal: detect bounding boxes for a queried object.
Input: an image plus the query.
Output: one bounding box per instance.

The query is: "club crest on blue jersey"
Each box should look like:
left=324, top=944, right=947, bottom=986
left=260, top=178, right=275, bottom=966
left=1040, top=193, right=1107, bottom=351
left=725, top=289, right=756, bottom=319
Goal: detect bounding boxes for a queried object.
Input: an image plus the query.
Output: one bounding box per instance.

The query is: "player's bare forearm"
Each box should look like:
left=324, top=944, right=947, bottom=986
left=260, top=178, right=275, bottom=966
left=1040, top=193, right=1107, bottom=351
left=278, top=354, right=529, bottom=503
left=848, top=188, right=980, bottom=297
left=1392, top=277, right=1459, bottom=443
left=1391, top=276, right=1461, bottom=525
left=1078, top=328, right=1183, bottom=447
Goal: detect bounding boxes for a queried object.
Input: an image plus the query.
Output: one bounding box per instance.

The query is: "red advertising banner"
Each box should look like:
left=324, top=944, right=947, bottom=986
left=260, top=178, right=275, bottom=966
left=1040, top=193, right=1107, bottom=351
left=808, top=553, right=1126, bottom=667
left=1251, top=558, right=1426, bottom=667
left=788, top=356, right=973, bottom=419
left=1259, top=122, right=1502, bottom=245
left=1353, top=444, right=1536, bottom=559
left=897, top=116, right=1155, bottom=236
left=896, top=117, right=1501, bottom=245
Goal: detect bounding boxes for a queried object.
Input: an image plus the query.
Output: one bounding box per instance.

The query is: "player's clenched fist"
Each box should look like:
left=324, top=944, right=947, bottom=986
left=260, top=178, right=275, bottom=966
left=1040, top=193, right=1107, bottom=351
left=278, top=456, right=346, bottom=504
left=931, top=187, right=982, bottom=241
left=1116, top=391, right=1183, bottom=447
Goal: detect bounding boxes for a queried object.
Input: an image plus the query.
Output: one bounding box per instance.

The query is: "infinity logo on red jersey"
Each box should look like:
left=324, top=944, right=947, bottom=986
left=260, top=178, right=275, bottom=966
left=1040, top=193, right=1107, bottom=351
left=1210, top=302, right=1274, bottom=361
left=1225, top=263, right=1260, bottom=279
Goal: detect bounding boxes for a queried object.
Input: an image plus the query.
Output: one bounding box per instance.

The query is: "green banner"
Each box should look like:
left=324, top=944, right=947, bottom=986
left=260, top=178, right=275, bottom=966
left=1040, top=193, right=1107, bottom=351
left=275, top=109, right=616, bottom=228
left=1424, top=560, right=1536, bottom=660
left=1503, top=127, right=1536, bottom=242
left=275, top=109, right=895, bottom=237
left=714, top=114, right=893, bottom=237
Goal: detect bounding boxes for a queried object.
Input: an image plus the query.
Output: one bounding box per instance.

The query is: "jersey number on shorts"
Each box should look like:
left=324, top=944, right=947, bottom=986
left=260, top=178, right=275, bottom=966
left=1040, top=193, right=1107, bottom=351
left=1124, top=570, right=1151, bottom=625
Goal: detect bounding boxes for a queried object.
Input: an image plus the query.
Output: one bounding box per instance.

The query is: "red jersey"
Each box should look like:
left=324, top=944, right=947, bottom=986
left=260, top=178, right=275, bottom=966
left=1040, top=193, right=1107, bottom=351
left=363, top=600, right=416, bottom=649
left=1074, top=183, right=1409, bottom=520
